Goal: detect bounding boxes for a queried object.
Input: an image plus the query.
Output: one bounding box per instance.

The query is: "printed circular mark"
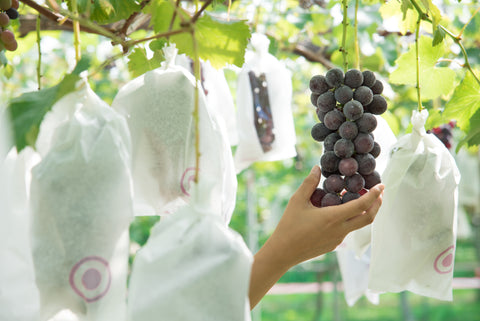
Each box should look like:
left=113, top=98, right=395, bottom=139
left=180, top=167, right=196, bottom=197
left=434, top=245, right=455, bottom=274
left=69, top=256, right=111, bottom=302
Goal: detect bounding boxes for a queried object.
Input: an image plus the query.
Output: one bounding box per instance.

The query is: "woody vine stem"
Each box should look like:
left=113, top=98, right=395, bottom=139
left=340, top=0, right=349, bottom=72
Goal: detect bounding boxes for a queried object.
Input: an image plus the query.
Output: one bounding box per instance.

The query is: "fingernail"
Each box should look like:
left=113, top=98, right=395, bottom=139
left=311, top=165, right=321, bottom=177
left=376, top=184, right=385, bottom=192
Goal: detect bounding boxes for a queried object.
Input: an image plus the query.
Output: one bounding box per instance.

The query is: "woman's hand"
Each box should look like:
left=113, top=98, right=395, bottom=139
left=248, top=165, right=384, bottom=309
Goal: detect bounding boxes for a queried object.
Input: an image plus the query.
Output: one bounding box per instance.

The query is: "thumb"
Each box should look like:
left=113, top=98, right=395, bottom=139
left=294, top=165, right=322, bottom=200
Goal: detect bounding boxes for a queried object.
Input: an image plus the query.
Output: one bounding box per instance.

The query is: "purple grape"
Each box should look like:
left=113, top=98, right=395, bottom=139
left=365, top=95, right=388, bottom=115
left=310, top=75, right=330, bottom=94
left=356, top=113, right=377, bottom=133
left=353, top=86, right=374, bottom=106
left=362, top=70, right=376, bottom=87
left=345, top=173, right=365, bottom=193
left=324, top=132, right=341, bottom=151
left=311, top=122, right=332, bottom=142
left=343, top=100, right=364, bottom=121
left=311, top=93, right=320, bottom=106
left=370, top=141, right=381, bottom=158
left=321, top=193, right=342, bottom=207
left=353, top=133, right=374, bottom=153
left=338, top=121, right=358, bottom=140
left=355, top=153, right=376, bottom=175
left=325, top=68, right=344, bottom=88
left=316, top=108, right=326, bottom=122
left=317, top=91, right=336, bottom=112
left=321, top=169, right=341, bottom=178
left=344, top=69, right=364, bottom=89
left=310, top=188, right=327, bottom=207
left=342, top=191, right=361, bottom=203
left=338, top=157, right=358, bottom=176
left=324, top=109, right=346, bottom=130
left=324, top=174, right=345, bottom=193
left=371, top=80, right=384, bottom=94
left=334, top=85, right=353, bottom=105
left=320, top=151, right=340, bottom=172
left=334, top=138, right=355, bottom=158
left=6, top=8, right=18, bottom=20
left=363, top=171, right=381, bottom=189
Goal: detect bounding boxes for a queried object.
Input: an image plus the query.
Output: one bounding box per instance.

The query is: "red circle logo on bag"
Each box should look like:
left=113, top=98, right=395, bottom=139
left=180, top=167, right=196, bottom=197
left=69, top=256, right=112, bottom=302
left=434, top=245, right=455, bottom=274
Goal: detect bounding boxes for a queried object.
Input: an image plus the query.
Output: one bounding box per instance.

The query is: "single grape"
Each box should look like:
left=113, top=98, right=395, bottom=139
left=11, top=0, right=18, bottom=9
left=363, top=171, right=381, bottom=189
left=310, top=75, right=330, bottom=94
left=0, top=12, right=10, bottom=27
left=365, top=95, right=388, bottom=115
left=356, top=113, right=377, bottom=133
left=334, top=85, right=353, bottom=105
left=321, top=169, right=341, bottom=178
left=310, top=188, right=327, bottom=207
left=371, top=80, right=384, bottom=95
left=5, top=8, right=18, bottom=20
left=316, top=108, right=326, bottom=122
left=310, top=93, right=320, bottom=107
left=324, top=174, right=345, bottom=193
left=343, top=100, right=364, bottom=121
left=345, top=173, right=365, bottom=193
left=311, top=122, right=332, bottom=142
left=355, top=153, right=376, bottom=175
left=0, top=29, right=14, bottom=43
left=338, top=121, right=358, bottom=140
left=353, top=86, right=374, bottom=106
left=0, top=0, right=11, bottom=11
left=321, top=193, right=342, bottom=207
left=342, top=191, right=361, bottom=203
left=317, top=91, right=336, bottom=112
left=325, top=68, right=344, bottom=88
left=338, top=157, right=358, bottom=176
left=362, top=70, right=376, bottom=87
left=369, top=142, right=381, bottom=158
left=353, top=133, right=374, bottom=153
left=3, top=37, right=17, bottom=51
left=334, top=138, right=355, bottom=158
left=324, top=132, right=341, bottom=151
left=324, top=109, right=346, bottom=130
left=320, top=151, right=340, bottom=173
left=344, top=69, right=364, bottom=89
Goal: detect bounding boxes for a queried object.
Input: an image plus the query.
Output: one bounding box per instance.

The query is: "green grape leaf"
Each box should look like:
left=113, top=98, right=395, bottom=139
left=8, top=57, right=91, bottom=152
left=144, top=0, right=183, bottom=33
left=127, top=46, right=162, bottom=78
left=380, top=0, right=419, bottom=34
left=170, top=14, right=250, bottom=69
left=443, top=71, right=480, bottom=132
left=75, top=0, right=141, bottom=24
left=432, top=25, right=446, bottom=46
left=389, top=35, right=455, bottom=100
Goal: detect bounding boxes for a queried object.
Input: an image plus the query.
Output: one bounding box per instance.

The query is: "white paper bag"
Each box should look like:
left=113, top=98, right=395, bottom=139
left=127, top=181, right=253, bottom=321
left=234, top=33, right=297, bottom=172
left=112, top=45, right=237, bottom=222
left=368, top=109, right=461, bottom=300
left=0, top=111, right=41, bottom=321
left=30, top=82, right=134, bottom=320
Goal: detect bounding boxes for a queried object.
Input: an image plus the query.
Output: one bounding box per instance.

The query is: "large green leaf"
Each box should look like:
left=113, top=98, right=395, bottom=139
left=8, top=57, right=91, bottom=152
left=171, top=14, right=251, bottom=69
left=389, top=35, right=455, bottom=100
left=144, top=0, right=181, bottom=33
left=127, top=45, right=162, bottom=78
left=380, top=0, right=419, bottom=35
left=75, top=0, right=141, bottom=24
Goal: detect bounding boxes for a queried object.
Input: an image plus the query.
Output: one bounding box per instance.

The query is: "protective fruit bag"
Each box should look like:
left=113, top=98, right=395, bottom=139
left=30, top=81, right=134, bottom=321
left=0, top=112, right=41, bottom=321
left=234, top=33, right=296, bottom=172
left=368, top=109, right=461, bottom=300
left=111, top=45, right=237, bottom=222
left=127, top=180, right=253, bottom=321
left=335, top=114, right=396, bottom=305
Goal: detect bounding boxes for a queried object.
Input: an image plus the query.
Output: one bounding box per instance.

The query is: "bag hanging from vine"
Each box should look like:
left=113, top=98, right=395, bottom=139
left=234, top=33, right=297, bottom=172
left=30, top=81, right=134, bottom=321
left=112, top=45, right=237, bottom=223
left=368, top=109, right=461, bottom=300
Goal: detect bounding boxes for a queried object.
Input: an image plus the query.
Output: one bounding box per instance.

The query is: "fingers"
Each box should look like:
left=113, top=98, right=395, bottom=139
left=337, top=184, right=385, bottom=221
left=344, top=191, right=383, bottom=231
left=293, top=166, right=322, bottom=201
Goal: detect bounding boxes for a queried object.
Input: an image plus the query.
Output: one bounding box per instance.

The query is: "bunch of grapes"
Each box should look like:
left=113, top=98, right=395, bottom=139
left=428, top=121, right=456, bottom=150
left=308, top=67, right=388, bottom=207
left=0, top=0, right=19, bottom=52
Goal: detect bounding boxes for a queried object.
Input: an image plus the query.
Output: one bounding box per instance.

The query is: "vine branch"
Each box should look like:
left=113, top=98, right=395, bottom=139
left=353, top=0, right=359, bottom=69
left=36, top=15, right=41, bottom=90
left=340, top=0, right=349, bottom=72
left=415, top=17, right=423, bottom=111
